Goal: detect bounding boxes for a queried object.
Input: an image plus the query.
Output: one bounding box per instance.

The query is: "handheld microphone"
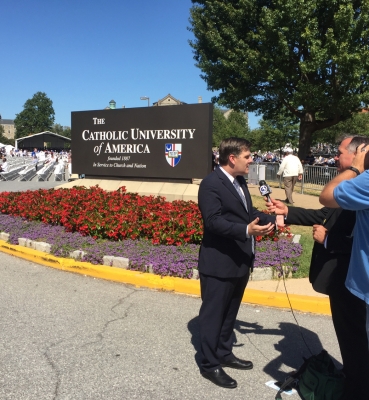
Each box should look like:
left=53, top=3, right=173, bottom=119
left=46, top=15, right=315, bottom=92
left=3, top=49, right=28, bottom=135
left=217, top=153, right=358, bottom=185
left=259, top=180, right=272, bottom=202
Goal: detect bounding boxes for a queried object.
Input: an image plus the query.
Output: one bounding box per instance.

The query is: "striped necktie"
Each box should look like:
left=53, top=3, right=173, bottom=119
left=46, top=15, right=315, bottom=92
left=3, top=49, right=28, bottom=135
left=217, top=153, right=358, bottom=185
left=233, top=179, right=248, bottom=211
left=234, top=179, right=254, bottom=253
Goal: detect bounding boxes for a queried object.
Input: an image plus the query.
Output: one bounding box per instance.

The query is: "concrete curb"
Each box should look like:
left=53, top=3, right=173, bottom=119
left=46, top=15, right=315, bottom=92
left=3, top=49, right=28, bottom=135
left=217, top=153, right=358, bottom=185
left=0, top=239, right=331, bottom=316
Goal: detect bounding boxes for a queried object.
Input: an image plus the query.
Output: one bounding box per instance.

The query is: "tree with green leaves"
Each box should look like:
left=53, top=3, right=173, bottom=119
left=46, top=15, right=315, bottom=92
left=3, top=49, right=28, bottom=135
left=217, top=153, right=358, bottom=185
left=212, top=107, right=250, bottom=146
left=14, top=92, right=55, bottom=139
left=249, top=114, right=299, bottom=155
left=190, top=0, right=369, bottom=159
left=52, top=123, right=71, bottom=138
left=313, top=111, right=369, bottom=144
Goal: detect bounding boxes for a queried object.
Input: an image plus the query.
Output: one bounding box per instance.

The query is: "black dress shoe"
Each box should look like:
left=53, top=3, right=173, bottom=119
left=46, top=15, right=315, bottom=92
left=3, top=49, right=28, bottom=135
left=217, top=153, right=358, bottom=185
left=201, top=367, right=237, bottom=388
left=221, top=356, right=253, bottom=370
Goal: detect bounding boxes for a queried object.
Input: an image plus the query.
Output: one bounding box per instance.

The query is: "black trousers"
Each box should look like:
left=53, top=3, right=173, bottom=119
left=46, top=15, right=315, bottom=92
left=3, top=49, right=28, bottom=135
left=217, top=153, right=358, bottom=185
left=329, top=285, right=369, bottom=400
left=198, top=272, right=249, bottom=372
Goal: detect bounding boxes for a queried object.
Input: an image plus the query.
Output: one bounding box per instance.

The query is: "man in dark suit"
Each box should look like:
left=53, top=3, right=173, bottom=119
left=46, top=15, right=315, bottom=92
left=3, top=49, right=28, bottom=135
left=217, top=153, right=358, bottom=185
left=266, top=135, right=369, bottom=399
left=198, top=137, right=282, bottom=388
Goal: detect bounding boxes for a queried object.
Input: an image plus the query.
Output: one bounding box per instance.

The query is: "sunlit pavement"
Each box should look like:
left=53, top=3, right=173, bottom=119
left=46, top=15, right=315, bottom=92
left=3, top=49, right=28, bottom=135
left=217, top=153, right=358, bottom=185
left=0, top=253, right=340, bottom=400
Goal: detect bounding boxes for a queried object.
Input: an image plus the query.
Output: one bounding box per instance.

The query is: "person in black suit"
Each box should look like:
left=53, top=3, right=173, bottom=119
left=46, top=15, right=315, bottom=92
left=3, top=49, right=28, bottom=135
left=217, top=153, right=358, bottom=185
left=198, top=137, right=282, bottom=389
left=266, top=135, right=369, bottom=400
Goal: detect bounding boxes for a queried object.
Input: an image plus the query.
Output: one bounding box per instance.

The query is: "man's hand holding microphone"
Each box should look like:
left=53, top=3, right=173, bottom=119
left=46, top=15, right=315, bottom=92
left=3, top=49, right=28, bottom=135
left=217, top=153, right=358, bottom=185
left=258, top=180, right=285, bottom=228
left=260, top=180, right=328, bottom=244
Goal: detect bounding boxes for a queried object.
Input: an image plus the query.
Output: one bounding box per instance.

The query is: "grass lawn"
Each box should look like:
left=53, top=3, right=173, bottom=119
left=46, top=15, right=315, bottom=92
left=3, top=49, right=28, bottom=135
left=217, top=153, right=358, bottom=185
left=251, top=195, right=314, bottom=279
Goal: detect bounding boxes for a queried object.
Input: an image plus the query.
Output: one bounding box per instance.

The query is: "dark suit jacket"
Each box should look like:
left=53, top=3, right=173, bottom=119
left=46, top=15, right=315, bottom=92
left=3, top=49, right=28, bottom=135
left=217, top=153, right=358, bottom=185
left=286, top=207, right=355, bottom=294
left=198, top=168, right=276, bottom=278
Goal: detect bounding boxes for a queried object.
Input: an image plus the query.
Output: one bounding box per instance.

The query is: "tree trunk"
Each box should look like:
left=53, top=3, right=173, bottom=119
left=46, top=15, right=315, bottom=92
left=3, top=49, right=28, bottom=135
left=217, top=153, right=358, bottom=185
left=297, top=111, right=344, bottom=160
left=298, top=116, right=317, bottom=161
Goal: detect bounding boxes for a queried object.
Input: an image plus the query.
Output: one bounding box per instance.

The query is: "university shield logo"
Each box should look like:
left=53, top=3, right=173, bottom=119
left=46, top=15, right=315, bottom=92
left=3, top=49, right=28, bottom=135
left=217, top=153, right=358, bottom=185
left=165, top=143, right=182, bottom=167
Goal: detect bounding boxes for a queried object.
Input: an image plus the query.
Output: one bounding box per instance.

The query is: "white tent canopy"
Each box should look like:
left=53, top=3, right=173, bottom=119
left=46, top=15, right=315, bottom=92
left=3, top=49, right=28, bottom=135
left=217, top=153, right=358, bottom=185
left=0, top=144, right=15, bottom=154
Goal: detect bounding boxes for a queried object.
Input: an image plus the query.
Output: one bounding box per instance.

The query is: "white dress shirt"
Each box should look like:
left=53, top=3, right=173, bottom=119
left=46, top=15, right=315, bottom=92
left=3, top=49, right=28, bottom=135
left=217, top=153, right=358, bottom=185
left=220, top=167, right=251, bottom=237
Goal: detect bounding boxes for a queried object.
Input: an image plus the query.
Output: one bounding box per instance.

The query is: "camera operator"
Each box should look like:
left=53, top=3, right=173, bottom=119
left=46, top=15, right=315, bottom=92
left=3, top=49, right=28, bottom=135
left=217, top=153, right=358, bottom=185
left=268, top=136, right=369, bottom=399
left=320, top=136, right=369, bottom=399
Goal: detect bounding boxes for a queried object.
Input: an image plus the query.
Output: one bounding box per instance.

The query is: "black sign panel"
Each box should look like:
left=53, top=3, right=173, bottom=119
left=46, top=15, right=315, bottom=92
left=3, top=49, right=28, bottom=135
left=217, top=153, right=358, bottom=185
left=71, top=103, right=213, bottom=181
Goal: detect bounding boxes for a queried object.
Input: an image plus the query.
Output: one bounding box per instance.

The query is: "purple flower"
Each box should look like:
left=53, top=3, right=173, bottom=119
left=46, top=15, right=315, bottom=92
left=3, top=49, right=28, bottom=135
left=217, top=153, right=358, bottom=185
left=0, top=215, right=302, bottom=278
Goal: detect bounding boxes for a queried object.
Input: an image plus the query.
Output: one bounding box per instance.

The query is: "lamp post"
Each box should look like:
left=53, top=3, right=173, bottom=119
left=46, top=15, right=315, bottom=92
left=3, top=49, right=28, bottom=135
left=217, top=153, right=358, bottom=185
left=140, top=96, right=150, bottom=107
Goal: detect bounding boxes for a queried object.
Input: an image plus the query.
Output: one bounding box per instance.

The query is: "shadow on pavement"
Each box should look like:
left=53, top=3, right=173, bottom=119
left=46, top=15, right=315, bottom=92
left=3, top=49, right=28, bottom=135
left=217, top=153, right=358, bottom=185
left=188, top=317, right=341, bottom=382
left=188, top=316, right=202, bottom=371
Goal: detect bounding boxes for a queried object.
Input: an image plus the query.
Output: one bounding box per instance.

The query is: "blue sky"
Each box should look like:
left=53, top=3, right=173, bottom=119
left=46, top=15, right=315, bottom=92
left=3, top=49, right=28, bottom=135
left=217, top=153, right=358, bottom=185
left=1, top=0, right=261, bottom=129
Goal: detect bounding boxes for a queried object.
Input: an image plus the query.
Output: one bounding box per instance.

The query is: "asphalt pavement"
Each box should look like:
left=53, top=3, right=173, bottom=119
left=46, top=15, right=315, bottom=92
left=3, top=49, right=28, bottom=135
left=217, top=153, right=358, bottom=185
left=0, top=253, right=341, bottom=400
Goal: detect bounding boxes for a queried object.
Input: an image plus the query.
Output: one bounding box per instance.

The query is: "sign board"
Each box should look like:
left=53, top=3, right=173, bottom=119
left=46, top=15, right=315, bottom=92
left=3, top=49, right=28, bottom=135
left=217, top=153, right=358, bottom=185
left=71, top=103, right=213, bottom=182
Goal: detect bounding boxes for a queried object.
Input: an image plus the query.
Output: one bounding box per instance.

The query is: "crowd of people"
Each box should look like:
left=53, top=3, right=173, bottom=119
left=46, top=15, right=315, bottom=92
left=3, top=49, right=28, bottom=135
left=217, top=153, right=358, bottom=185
left=0, top=147, right=72, bottom=177
left=212, top=146, right=337, bottom=170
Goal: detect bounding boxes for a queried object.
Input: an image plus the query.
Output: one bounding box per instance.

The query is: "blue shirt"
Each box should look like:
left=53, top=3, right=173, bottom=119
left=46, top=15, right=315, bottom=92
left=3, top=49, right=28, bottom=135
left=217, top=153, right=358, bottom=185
left=334, top=170, right=369, bottom=304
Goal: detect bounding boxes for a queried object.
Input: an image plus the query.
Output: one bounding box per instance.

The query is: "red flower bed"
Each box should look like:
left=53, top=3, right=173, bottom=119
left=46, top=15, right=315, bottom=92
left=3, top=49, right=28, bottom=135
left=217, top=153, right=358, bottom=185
left=0, top=186, right=290, bottom=246
left=0, top=186, right=203, bottom=245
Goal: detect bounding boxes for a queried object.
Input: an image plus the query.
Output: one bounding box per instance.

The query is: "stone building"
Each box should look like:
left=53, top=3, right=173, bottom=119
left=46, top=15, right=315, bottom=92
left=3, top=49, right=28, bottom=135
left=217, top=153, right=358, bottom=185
left=221, top=109, right=248, bottom=122
left=0, top=117, right=15, bottom=139
left=152, top=95, right=248, bottom=123
left=152, top=94, right=187, bottom=106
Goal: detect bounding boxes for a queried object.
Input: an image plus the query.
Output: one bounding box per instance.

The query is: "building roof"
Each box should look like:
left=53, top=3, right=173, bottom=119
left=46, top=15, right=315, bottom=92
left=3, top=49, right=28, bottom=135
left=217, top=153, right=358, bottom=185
left=152, top=94, right=186, bottom=106
left=16, top=131, right=71, bottom=143
left=0, top=119, right=14, bottom=124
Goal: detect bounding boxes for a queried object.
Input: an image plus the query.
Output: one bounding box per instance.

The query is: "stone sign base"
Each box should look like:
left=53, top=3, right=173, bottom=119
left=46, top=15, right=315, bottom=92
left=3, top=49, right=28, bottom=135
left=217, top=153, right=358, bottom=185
left=250, top=266, right=293, bottom=281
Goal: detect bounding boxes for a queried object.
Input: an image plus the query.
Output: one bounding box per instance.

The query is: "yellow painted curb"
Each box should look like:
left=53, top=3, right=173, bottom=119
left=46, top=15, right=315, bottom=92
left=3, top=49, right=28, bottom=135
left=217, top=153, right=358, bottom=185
left=0, top=240, right=331, bottom=315
left=242, top=289, right=331, bottom=315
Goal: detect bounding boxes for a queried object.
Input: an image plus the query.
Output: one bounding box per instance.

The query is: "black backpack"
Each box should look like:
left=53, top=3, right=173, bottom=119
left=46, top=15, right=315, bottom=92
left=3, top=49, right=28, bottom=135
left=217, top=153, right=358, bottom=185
left=275, top=350, right=345, bottom=400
